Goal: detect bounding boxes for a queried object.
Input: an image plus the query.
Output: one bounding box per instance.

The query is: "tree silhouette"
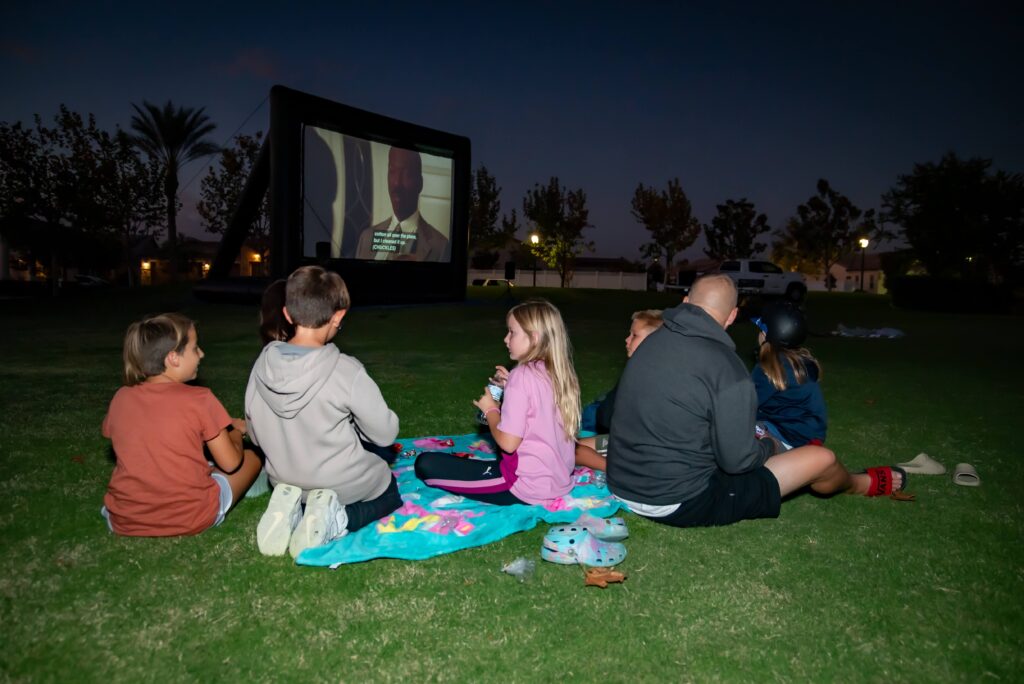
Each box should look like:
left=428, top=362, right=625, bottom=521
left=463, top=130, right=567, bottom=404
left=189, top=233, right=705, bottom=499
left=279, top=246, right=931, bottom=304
left=883, top=152, right=1023, bottom=282
left=197, top=132, right=269, bottom=259
left=704, top=198, right=770, bottom=260
left=468, top=165, right=518, bottom=269
left=522, top=177, right=592, bottom=287
left=2, top=107, right=161, bottom=287
left=130, top=100, right=218, bottom=277
left=772, top=179, right=880, bottom=291
left=631, top=178, right=700, bottom=284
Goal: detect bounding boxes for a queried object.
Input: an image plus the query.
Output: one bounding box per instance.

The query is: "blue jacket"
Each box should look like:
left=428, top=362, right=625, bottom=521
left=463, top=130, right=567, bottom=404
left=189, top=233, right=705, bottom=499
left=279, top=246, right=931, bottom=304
left=752, top=357, right=827, bottom=447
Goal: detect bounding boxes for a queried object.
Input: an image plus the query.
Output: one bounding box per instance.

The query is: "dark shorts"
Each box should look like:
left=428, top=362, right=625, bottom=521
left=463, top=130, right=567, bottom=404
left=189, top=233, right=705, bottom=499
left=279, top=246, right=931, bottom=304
left=652, top=467, right=781, bottom=528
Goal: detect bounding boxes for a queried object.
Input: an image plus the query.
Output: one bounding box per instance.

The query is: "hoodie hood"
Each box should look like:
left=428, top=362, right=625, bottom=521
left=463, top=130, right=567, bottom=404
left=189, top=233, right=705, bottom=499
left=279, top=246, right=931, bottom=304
left=251, top=342, right=340, bottom=419
left=661, top=303, right=736, bottom=351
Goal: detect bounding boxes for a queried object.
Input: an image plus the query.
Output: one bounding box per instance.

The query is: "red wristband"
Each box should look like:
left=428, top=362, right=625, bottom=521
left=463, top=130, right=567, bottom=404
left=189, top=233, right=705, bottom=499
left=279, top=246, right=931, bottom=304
left=484, top=407, right=500, bottom=417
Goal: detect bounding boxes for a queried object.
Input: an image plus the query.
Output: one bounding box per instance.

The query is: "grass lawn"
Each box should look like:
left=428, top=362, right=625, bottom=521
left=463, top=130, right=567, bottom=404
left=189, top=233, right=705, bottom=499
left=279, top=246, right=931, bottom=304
left=1, top=285, right=1022, bottom=682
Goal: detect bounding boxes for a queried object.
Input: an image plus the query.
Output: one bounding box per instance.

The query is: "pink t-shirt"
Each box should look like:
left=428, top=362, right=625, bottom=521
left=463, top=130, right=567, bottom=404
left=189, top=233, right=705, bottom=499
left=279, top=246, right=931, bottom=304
left=498, top=361, right=575, bottom=504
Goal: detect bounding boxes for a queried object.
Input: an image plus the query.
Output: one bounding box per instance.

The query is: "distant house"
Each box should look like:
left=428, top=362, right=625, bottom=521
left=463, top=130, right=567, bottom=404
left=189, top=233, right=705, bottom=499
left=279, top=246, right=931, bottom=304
left=135, top=238, right=267, bottom=286
left=805, top=252, right=886, bottom=294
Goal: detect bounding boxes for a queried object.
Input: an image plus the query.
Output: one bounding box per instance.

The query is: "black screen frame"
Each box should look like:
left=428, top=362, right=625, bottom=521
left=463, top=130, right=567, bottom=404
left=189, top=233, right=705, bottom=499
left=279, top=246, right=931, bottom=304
left=270, top=85, right=470, bottom=305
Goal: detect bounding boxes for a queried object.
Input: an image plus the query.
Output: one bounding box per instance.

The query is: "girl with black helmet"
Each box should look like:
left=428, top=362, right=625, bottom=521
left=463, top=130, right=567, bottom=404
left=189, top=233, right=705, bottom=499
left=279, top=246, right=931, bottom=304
left=751, top=302, right=827, bottom=449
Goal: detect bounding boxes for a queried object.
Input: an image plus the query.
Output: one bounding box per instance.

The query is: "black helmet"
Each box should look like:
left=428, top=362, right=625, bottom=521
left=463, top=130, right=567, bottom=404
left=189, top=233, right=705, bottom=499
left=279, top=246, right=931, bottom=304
left=752, top=302, right=807, bottom=349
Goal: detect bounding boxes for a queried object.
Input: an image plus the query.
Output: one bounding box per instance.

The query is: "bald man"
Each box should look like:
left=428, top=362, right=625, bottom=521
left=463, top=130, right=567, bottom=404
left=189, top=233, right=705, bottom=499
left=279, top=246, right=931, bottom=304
left=354, top=147, right=450, bottom=262
left=606, top=274, right=900, bottom=528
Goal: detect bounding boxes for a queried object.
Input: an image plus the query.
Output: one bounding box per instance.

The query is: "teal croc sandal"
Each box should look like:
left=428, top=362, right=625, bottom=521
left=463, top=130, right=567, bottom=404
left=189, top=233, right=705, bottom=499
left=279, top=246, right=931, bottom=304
left=541, top=528, right=626, bottom=567
left=544, top=524, right=589, bottom=546
left=546, top=514, right=629, bottom=543
left=575, top=512, right=628, bottom=542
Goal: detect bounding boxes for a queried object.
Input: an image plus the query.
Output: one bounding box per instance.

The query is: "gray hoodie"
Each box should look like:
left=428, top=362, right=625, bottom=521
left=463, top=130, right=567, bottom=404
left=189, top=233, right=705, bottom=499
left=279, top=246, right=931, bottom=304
left=245, top=342, right=399, bottom=503
left=607, top=302, right=773, bottom=505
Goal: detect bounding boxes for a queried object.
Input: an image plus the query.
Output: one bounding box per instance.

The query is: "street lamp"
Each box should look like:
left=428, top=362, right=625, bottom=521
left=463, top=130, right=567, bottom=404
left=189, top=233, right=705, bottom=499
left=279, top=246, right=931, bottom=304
left=858, top=237, right=869, bottom=292
left=530, top=233, right=540, bottom=286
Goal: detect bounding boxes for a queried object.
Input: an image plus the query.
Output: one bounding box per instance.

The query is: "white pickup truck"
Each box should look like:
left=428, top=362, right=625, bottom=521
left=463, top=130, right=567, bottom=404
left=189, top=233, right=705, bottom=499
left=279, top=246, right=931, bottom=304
left=717, top=259, right=807, bottom=301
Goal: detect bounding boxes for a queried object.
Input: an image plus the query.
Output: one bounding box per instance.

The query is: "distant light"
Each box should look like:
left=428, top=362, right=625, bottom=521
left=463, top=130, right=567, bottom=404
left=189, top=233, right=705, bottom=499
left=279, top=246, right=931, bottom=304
left=858, top=238, right=869, bottom=249
left=141, top=261, right=151, bottom=270
left=530, top=234, right=540, bottom=245
left=252, top=254, right=262, bottom=263
left=202, top=262, right=210, bottom=272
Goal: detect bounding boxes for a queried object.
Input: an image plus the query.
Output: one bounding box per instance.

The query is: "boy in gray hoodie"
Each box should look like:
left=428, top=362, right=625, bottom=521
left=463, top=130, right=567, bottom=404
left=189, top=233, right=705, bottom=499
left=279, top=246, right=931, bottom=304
left=246, top=266, right=402, bottom=558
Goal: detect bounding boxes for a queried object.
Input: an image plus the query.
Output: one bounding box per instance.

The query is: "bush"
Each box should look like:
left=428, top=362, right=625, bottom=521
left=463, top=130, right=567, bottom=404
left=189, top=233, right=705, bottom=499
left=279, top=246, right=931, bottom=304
left=888, top=275, right=1012, bottom=313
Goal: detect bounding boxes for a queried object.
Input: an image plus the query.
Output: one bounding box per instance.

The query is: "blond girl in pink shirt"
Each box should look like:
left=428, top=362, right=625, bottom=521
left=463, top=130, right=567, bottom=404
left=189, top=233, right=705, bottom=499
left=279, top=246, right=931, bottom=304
left=414, top=299, right=580, bottom=505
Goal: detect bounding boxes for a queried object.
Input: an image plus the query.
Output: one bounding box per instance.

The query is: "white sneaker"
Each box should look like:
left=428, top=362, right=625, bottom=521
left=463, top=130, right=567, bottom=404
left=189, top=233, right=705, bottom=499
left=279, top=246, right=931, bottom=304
left=288, top=488, right=348, bottom=558
left=256, top=483, right=302, bottom=556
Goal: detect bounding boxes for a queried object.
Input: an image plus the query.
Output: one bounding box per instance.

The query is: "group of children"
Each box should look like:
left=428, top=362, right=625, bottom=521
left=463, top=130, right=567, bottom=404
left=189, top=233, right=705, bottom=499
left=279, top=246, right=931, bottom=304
left=100, top=266, right=827, bottom=556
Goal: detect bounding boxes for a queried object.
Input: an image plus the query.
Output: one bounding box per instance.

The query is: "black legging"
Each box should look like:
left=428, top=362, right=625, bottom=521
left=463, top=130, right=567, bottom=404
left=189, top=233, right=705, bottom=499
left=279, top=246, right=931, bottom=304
left=414, top=451, right=526, bottom=506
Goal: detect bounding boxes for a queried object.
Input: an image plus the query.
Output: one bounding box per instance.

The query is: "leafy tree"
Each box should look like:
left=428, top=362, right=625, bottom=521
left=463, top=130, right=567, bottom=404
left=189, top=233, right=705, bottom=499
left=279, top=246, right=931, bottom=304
left=0, top=117, right=59, bottom=281
left=882, top=153, right=1023, bottom=282
left=988, top=171, right=1024, bottom=283
left=879, top=248, right=925, bottom=286
left=50, top=108, right=148, bottom=280
left=56, top=108, right=161, bottom=244
left=646, top=260, right=665, bottom=288
left=468, top=165, right=518, bottom=269
left=522, top=177, right=592, bottom=287
left=197, top=132, right=269, bottom=257
left=704, top=198, right=770, bottom=260
left=772, top=179, right=881, bottom=291
left=130, top=100, right=218, bottom=277
left=0, top=110, right=102, bottom=287
left=769, top=231, right=823, bottom=275
left=0, top=120, right=46, bottom=234
left=2, top=107, right=165, bottom=286
left=631, top=178, right=701, bottom=285
left=98, top=130, right=165, bottom=285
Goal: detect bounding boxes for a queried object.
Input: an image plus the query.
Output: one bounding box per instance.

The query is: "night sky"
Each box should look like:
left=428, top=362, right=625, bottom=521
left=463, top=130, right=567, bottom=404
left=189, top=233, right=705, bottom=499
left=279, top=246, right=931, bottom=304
left=2, top=2, right=1021, bottom=260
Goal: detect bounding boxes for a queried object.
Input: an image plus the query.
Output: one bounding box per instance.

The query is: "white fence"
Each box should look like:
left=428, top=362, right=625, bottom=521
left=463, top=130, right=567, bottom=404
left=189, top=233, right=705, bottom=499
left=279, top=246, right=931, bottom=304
left=468, top=269, right=647, bottom=291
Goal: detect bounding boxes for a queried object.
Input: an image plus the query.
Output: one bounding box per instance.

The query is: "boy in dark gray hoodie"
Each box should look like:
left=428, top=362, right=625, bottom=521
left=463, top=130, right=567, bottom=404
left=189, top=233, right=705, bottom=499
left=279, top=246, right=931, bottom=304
left=607, top=274, right=907, bottom=527
left=246, top=266, right=402, bottom=557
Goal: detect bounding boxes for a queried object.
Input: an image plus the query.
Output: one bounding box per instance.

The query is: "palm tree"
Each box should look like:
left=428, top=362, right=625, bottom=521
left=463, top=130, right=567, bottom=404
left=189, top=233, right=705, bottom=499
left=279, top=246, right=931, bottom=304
left=130, top=100, right=218, bottom=277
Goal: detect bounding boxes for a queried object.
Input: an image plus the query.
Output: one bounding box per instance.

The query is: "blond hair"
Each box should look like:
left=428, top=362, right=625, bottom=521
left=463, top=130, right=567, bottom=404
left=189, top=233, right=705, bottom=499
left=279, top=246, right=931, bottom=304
left=508, top=299, right=581, bottom=441
left=757, top=343, right=822, bottom=392
left=631, top=309, right=664, bottom=330
left=122, top=313, right=193, bottom=385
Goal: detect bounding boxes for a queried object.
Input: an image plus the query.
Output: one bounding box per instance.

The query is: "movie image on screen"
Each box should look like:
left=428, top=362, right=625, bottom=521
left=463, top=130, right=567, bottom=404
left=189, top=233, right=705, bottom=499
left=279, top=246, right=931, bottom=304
left=303, top=125, right=453, bottom=263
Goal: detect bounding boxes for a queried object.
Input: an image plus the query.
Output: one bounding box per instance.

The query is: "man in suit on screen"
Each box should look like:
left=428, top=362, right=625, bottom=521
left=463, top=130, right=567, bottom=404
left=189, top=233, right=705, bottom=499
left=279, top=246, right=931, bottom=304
left=354, top=147, right=450, bottom=262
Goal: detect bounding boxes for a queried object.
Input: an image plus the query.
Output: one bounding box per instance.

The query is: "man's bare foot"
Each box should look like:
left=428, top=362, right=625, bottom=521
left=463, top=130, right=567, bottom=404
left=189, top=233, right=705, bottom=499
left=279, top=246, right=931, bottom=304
left=850, top=466, right=906, bottom=496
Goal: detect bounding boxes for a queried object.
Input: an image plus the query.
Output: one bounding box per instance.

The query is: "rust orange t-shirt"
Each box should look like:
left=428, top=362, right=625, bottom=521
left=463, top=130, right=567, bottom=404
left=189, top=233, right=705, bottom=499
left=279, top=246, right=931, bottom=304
left=102, top=383, right=231, bottom=536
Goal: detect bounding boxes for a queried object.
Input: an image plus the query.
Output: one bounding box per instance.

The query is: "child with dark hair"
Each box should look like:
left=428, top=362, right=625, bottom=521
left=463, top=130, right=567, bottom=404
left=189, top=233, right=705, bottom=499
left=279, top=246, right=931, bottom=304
left=258, top=278, right=293, bottom=346
left=246, top=266, right=402, bottom=558
left=751, top=303, right=826, bottom=449
left=102, top=313, right=262, bottom=536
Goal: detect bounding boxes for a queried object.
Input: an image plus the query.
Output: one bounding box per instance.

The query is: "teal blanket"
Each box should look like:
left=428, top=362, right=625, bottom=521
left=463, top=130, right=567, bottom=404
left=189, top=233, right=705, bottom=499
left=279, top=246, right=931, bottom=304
left=296, top=433, right=620, bottom=567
